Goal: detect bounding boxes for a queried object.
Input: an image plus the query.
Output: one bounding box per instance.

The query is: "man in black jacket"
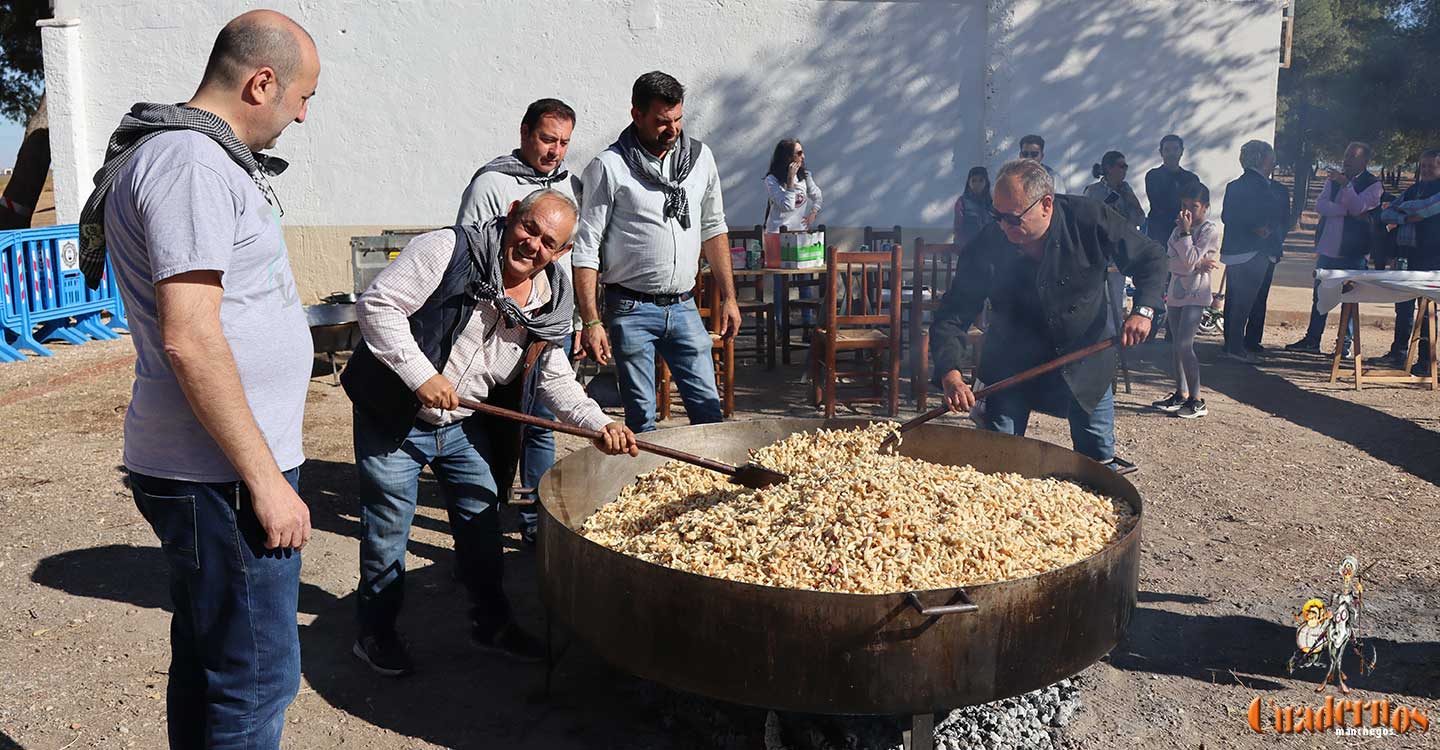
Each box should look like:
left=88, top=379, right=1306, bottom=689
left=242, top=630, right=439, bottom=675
left=1219, top=140, right=1283, bottom=361
left=929, top=159, right=1166, bottom=469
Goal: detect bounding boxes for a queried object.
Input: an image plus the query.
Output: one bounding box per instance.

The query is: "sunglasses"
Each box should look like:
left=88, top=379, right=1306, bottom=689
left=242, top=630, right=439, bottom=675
left=1019, top=150, right=1042, bottom=159
left=990, top=195, right=1044, bottom=226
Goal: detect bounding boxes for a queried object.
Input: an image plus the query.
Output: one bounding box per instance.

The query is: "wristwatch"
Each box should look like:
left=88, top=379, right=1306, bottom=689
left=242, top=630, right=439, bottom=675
left=1133, top=306, right=1155, bottom=320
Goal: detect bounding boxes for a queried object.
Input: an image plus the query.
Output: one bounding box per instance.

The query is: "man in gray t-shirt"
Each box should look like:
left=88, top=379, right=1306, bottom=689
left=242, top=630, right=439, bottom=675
left=108, top=128, right=312, bottom=481
left=91, top=11, right=320, bottom=749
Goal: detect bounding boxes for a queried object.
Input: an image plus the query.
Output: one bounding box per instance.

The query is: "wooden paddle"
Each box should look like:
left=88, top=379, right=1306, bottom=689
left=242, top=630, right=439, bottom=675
left=878, top=337, right=1119, bottom=453
left=456, top=398, right=789, bottom=488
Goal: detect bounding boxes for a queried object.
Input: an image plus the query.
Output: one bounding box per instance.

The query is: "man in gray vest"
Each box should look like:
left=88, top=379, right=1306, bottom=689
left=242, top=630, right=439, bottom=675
left=456, top=98, right=583, bottom=544
left=343, top=190, right=636, bottom=676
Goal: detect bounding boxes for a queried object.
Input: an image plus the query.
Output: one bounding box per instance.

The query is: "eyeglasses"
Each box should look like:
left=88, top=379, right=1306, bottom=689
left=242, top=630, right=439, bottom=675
left=1019, top=150, right=1042, bottom=159
left=990, top=195, right=1044, bottom=226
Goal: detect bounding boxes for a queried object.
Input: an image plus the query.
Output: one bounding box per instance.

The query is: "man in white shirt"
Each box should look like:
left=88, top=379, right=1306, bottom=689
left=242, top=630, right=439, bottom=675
left=341, top=189, right=637, bottom=676
left=572, top=71, right=740, bottom=432
left=1019, top=134, right=1068, bottom=195
left=456, top=98, right=583, bottom=544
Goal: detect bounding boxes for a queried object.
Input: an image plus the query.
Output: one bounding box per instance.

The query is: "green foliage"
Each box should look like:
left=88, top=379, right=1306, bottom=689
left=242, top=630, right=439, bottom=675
left=0, top=0, right=47, bottom=123
left=1278, top=0, right=1440, bottom=167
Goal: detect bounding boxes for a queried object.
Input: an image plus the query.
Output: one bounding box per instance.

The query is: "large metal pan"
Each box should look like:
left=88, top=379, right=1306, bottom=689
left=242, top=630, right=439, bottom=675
left=538, top=418, right=1141, bottom=716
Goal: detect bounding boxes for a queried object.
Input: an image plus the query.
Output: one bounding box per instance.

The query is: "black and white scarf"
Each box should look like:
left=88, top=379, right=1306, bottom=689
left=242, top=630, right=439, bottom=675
left=614, top=124, right=702, bottom=229
left=458, top=217, right=574, bottom=344
left=78, top=103, right=287, bottom=289
left=472, top=149, right=572, bottom=187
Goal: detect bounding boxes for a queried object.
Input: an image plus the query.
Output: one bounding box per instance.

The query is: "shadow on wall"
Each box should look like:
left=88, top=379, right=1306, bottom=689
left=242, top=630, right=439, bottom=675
left=702, top=0, right=1276, bottom=230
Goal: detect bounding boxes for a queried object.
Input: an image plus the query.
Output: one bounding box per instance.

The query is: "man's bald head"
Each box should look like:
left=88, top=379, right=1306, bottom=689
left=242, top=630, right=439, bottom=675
left=201, top=10, right=315, bottom=93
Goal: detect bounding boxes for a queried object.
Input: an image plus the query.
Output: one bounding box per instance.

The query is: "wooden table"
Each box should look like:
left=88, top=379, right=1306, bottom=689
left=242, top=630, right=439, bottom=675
left=708, top=266, right=828, bottom=365
left=1329, top=297, right=1439, bottom=390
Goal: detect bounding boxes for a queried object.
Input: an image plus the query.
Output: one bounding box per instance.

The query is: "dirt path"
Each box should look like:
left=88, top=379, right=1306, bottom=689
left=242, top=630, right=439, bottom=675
left=1, top=320, right=1437, bottom=749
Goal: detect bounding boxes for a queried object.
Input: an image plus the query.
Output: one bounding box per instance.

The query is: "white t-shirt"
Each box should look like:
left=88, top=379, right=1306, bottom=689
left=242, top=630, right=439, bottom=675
left=763, top=173, right=823, bottom=233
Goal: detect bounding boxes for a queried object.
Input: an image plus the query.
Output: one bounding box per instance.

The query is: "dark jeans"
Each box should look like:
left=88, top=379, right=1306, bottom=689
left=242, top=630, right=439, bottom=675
left=1388, top=256, right=1439, bottom=359
left=977, top=374, right=1116, bottom=462
left=129, top=468, right=303, bottom=750
left=354, top=409, right=507, bottom=637
left=1302, top=254, right=1369, bottom=346
left=1245, top=260, right=1276, bottom=348
left=1222, top=255, right=1272, bottom=355
left=520, top=333, right=574, bottom=495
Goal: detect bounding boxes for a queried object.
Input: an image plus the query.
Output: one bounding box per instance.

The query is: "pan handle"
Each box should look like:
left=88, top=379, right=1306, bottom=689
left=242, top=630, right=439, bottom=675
left=906, top=589, right=979, bottom=617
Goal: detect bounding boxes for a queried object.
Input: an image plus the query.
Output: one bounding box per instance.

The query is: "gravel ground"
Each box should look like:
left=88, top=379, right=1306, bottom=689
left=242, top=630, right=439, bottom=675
left=2, top=318, right=1438, bottom=749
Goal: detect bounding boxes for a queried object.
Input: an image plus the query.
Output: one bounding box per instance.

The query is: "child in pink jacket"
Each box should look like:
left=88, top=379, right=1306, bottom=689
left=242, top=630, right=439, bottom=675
left=1152, top=181, right=1220, bottom=418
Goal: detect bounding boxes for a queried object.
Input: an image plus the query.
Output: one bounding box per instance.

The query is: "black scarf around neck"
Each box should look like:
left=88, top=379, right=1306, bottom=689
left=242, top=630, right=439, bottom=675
left=458, top=217, right=574, bottom=344
left=78, top=103, right=286, bottom=289
left=614, top=124, right=702, bottom=229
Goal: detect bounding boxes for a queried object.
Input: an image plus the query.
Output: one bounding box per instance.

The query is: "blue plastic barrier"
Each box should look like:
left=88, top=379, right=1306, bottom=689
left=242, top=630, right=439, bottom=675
left=0, top=224, right=129, bottom=361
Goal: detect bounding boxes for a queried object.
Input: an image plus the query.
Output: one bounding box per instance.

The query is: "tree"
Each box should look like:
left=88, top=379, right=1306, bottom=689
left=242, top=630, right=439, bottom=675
left=0, top=0, right=49, bottom=229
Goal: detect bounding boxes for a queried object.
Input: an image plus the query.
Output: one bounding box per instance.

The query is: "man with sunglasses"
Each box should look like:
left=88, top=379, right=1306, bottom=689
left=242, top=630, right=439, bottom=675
left=1018, top=134, right=1068, bottom=195
left=929, top=159, right=1166, bottom=472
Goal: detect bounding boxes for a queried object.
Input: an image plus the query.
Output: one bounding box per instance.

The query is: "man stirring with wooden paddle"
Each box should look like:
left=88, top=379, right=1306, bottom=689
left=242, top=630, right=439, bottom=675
left=342, top=188, right=637, bottom=676
left=929, top=159, right=1166, bottom=473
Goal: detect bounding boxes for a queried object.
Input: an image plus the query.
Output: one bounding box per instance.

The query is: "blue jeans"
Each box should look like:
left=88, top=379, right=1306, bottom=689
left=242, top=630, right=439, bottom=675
left=1302, top=254, right=1368, bottom=346
left=605, top=290, right=723, bottom=433
left=353, top=410, right=506, bottom=636
left=129, top=468, right=303, bottom=750
left=519, top=333, right=574, bottom=494
left=977, top=375, right=1116, bottom=462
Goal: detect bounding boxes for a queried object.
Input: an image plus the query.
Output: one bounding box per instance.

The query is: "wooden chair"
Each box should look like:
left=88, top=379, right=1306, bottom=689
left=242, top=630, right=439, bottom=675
left=779, top=224, right=827, bottom=365
left=657, top=269, right=735, bottom=420
left=810, top=244, right=903, bottom=418
left=726, top=224, right=776, bottom=369
left=864, top=225, right=903, bottom=251
left=908, top=238, right=964, bottom=411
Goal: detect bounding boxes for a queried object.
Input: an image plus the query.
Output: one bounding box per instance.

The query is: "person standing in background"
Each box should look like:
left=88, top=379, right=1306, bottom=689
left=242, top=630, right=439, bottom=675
left=1143, top=134, right=1199, bottom=243
left=1243, top=169, right=1293, bottom=353
left=572, top=71, right=739, bottom=433
left=1286, top=141, right=1382, bottom=357
left=455, top=97, right=583, bottom=545
left=1219, top=140, right=1281, bottom=363
left=1018, top=134, right=1068, bottom=195
left=762, top=138, right=822, bottom=234
left=1083, top=151, right=1145, bottom=229
left=953, top=166, right=993, bottom=251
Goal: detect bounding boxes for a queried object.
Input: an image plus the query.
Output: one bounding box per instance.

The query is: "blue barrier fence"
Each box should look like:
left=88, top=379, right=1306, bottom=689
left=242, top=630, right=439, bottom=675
left=0, top=224, right=128, bottom=362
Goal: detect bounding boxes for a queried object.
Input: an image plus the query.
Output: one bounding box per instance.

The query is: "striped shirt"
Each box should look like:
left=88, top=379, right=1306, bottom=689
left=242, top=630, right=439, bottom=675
left=355, top=229, right=610, bottom=430
left=571, top=141, right=727, bottom=294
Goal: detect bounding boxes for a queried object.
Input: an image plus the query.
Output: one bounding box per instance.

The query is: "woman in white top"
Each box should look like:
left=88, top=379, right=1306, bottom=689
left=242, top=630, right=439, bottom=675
left=1083, top=150, right=1146, bottom=229
left=763, top=139, right=823, bottom=233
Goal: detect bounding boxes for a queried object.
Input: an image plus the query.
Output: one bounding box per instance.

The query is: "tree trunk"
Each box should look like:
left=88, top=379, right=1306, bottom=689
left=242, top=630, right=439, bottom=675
left=1, top=92, right=51, bottom=230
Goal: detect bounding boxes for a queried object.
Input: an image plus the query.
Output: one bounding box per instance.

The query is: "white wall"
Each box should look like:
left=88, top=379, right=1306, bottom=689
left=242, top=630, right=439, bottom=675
left=43, top=0, right=1282, bottom=275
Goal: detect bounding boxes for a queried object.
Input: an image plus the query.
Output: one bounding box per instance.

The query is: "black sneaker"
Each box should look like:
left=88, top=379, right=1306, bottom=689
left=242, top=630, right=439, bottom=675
left=1365, top=352, right=1405, bottom=369
left=472, top=621, right=545, bottom=663
left=1176, top=399, right=1208, bottom=419
left=1285, top=339, right=1322, bottom=354
left=1151, top=392, right=1186, bottom=413
left=353, top=632, right=414, bottom=677
left=1245, top=343, right=1267, bottom=353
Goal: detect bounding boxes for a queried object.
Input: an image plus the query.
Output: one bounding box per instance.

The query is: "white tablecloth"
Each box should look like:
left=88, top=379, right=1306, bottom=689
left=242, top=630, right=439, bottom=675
left=1314, top=270, right=1440, bottom=314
